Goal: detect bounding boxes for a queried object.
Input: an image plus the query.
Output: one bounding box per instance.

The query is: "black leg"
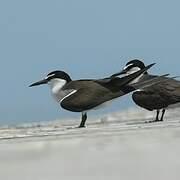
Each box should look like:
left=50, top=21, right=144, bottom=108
left=160, top=109, right=166, bottom=121
left=79, top=113, right=87, bottom=128
left=147, top=110, right=160, bottom=123
left=156, top=109, right=160, bottom=121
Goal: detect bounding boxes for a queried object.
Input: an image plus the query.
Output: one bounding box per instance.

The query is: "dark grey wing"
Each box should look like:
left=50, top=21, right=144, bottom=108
left=60, top=86, right=111, bottom=112
left=141, top=75, right=180, bottom=92
left=136, top=75, right=180, bottom=105
left=156, top=77, right=180, bottom=103
left=131, top=75, right=170, bottom=110
left=131, top=74, right=169, bottom=90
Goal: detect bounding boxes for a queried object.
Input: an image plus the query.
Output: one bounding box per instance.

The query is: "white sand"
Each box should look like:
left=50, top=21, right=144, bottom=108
left=1, top=108, right=180, bottom=180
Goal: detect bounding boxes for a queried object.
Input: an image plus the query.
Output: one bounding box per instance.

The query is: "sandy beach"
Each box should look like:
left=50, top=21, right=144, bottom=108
left=1, top=108, right=180, bottom=180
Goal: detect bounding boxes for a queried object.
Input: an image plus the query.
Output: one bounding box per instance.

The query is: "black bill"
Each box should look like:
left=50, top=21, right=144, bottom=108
left=29, top=79, right=48, bottom=87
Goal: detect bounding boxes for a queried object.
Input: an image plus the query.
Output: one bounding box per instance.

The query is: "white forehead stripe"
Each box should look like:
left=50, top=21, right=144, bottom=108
left=45, top=74, right=55, bottom=80
left=123, top=63, right=133, bottom=70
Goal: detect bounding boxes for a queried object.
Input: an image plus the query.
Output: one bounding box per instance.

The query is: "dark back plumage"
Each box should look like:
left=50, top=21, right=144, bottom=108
left=133, top=74, right=180, bottom=110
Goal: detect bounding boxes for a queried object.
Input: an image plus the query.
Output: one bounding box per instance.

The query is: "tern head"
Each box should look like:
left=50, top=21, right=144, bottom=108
left=111, top=59, right=151, bottom=84
left=29, top=70, right=72, bottom=88
left=113, top=59, right=148, bottom=77
left=122, top=59, right=147, bottom=75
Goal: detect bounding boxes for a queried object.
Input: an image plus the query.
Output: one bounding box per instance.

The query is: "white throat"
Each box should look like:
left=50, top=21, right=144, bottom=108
left=124, top=67, right=144, bottom=84
left=48, top=78, right=67, bottom=101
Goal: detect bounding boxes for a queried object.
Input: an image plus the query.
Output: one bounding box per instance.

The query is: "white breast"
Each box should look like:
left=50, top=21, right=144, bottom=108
left=48, top=78, right=77, bottom=102
left=48, top=78, right=67, bottom=102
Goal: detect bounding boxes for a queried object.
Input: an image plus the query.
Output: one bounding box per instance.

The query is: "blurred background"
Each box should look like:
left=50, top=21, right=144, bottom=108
left=0, top=0, right=180, bottom=124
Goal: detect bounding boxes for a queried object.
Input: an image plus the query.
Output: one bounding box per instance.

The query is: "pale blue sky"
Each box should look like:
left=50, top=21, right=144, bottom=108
left=0, top=0, right=180, bottom=124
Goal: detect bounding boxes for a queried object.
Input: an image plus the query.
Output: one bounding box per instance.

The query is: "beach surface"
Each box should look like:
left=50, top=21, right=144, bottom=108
left=1, top=108, right=180, bottom=180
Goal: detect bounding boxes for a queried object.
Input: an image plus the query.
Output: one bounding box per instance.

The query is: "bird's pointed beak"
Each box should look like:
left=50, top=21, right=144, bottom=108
left=111, top=69, right=128, bottom=77
left=29, top=79, right=48, bottom=87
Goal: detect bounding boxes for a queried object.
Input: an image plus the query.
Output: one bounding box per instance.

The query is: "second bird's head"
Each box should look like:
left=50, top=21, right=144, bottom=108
left=29, top=71, right=72, bottom=88
left=117, top=59, right=148, bottom=76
